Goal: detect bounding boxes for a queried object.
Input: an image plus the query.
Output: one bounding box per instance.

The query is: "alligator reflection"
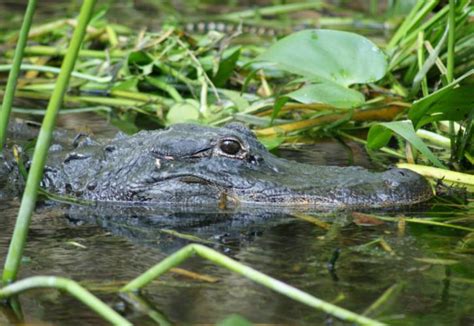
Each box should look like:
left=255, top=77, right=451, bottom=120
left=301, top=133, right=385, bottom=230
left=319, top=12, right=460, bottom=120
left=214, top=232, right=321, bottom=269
left=65, top=203, right=295, bottom=253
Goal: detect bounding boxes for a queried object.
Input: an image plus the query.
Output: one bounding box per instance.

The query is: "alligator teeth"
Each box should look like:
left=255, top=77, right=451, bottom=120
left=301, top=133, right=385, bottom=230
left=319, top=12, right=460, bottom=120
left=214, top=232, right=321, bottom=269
left=164, top=155, right=174, bottom=160
left=155, top=159, right=161, bottom=169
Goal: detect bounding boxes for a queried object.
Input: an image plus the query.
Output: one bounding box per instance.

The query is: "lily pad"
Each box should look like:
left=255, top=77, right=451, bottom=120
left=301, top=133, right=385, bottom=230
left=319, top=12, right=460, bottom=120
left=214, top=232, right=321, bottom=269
left=257, top=29, right=387, bottom=87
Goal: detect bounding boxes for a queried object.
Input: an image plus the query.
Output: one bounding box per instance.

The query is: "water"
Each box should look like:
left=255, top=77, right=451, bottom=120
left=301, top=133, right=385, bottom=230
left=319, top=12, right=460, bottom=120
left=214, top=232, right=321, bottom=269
left=1, top=129, right=473, bottom=325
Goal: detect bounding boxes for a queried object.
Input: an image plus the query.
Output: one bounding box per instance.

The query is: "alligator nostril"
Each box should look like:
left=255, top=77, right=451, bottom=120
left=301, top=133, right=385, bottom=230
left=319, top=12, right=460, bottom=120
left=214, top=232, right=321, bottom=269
left=398, top=170, right=406, bottom=176
left=249, top=155, right=261, bottom=165
left=105, top=145, right=116, bottom=153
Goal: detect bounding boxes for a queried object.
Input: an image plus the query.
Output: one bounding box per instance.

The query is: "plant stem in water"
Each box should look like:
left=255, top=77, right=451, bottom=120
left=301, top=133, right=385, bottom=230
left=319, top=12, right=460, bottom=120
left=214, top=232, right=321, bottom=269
left=0, top=0, right=37, bottom=150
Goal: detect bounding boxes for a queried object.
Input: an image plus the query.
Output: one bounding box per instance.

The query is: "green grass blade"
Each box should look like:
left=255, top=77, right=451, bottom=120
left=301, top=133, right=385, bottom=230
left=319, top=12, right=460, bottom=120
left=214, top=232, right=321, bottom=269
left=447, top=0, right=456, bottom=151
left=0, top=276, right=131, bottom=325
left=387, top=0, right=438, bottom=49
left=367, top=121, right=445, bottom=168
left=447, top=0, right=456, bottom=83
left=0, top=64, right=113, bottom=83
left=0, top=0, right=37, bottom=150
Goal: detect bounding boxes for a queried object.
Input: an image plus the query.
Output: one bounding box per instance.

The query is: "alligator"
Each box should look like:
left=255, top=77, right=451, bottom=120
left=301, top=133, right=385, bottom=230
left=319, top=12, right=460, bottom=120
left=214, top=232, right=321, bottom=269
left=2, top=122, right=433, bottom=210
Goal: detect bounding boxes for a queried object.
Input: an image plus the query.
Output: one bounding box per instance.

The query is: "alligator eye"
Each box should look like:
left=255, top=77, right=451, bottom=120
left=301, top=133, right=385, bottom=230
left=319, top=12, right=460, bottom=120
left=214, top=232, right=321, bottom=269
left=219, top=139, right=242, bottom=155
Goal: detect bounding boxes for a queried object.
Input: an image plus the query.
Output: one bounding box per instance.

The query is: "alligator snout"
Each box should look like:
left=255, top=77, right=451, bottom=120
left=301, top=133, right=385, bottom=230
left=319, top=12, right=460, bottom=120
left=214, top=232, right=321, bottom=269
left=380, top=168, right=433, bottom=206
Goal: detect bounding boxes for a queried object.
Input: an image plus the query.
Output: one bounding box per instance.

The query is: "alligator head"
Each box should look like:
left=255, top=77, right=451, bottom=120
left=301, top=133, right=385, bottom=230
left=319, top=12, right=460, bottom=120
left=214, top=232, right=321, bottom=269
left=41, top=123, right=433, bottom=209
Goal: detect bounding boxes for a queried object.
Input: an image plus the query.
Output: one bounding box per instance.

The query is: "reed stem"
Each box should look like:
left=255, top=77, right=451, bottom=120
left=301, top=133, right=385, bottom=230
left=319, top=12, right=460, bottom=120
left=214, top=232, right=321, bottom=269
left=0, top=0, right=37, bottom=150
left=447, top=0, right=456, bottom=152
left=0, top=276, right=131, bottom=325
left=2, top=0, right=97, bottom=283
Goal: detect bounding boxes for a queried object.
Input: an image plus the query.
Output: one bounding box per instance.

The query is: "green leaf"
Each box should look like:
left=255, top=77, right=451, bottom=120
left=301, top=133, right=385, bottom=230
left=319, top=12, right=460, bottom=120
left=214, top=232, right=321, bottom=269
left=213, top=47, right=241, bottom=87
left=128, top=51, right=152, bottom=66
left=216, top=314, right=253, bottom=326
left=409, top=84, right=474, bottom=128
left=287, top=82, right=365, bottom=109
left=367, top=124, right=393, bottom=149
left=258, top=135, right=285, bottom=150
left=257, top=29, right=387, bottom=86
left=367, top=120, right=445, bottom=168
left=241, top=68, right=259, bottom=94
left=219, top=89, right=250, bottom=112
left=271, top=96, right=289, bottom=124
left=166, top=99, right=200, bottom=125
left=111, top=76, right=139, bottom=91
